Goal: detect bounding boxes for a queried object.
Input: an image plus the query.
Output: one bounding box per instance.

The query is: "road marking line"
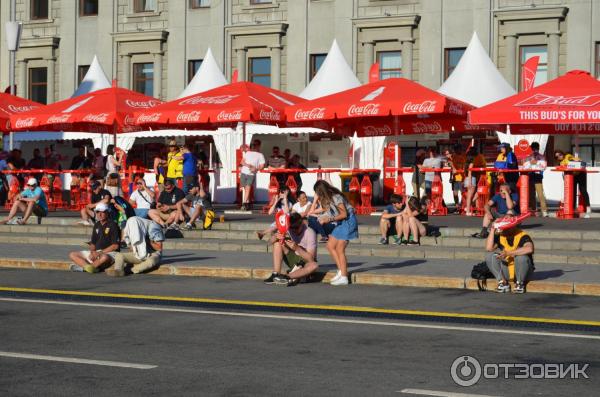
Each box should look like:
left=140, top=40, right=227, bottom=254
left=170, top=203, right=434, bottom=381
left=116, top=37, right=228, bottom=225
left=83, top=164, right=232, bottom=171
left=2, top=297, right=600, bottom=340
left=1, top=286, right=599, bottom=327
left=399, top=389, right=499, bottom=397
left=0, top=351, right=156, bottom=369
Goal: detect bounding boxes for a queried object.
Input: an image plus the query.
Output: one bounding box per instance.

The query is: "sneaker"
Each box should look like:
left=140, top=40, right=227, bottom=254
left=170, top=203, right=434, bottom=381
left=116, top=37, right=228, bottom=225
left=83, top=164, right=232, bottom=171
left=77, top=220, right=92, bottom=226
left=256, top=231, right=265, bottom=240
left=378, top=237, right=388, bottom=245
left=394, top=238, right=406, bottom=245
left=331, top=276, right=349, bottom=286
left=513, top=282, right=525, bottom=294
left=106, top=268, right=125, bottom=277
left=584, top=213, right=591, bottom=219
left=167, top=223, right=180, bottom=230
left=286, top=278, right=300, bottom=287
left=69, top=263, right=84, bottom=272
left=542, top=211, right=549, bottom=218
left=289, top=265, right=302, bottom=275
left=263, top=272, right=278, bottom=284
left=183, top=223, right=194, bottom=231
left=471, top=231, right=489, bottom=239
left=84, top=264, right=99, bottom=274
left=274, top=274, right=290, bottom=285
left=406, top=240, right=420, bottom=246
left=330, top=270, right=341, bottom=282
left=495, top=281, right=511, bottom=293
left=319, top=236, right=329, bottom=244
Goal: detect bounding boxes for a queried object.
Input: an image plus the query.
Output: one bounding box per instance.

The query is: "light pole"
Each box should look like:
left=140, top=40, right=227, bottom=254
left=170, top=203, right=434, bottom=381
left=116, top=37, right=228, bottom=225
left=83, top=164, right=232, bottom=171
left=5, top=0, right=22, bottom=150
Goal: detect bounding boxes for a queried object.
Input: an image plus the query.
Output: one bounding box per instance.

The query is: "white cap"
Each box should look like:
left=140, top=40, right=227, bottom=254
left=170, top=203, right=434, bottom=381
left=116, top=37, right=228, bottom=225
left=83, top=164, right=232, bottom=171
left=27, top=178, right=38, bottom=186
left=95, top=202, right=109, bottom=212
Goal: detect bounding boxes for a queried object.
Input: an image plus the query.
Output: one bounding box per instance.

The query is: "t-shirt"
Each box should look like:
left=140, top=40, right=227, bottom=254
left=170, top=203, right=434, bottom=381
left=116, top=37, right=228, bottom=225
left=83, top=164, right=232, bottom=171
left=269, top=155, right=286, bottom=168
left=422, top=157, right=443, bottom=182
left=289, top=224, right=317, bottom=255
left=241, top=151, right=266, bottom=176
left=292, top=201, right=312, bottom=214
left=182, top=153, right=197, bottom=176
left=167, top=151, right=183, bottom=179
left=494, top=230, right=533, bottom=263
left=450, top=154, right=466, bottom=182
left=106, top=155, right=119, bottom=174
left=129, top=189, right=154, bottom=209
left=71, top=155, right=91, bottom=170
left=158, top=188, right=185, bottom=206
left=27, top=157, right=45, bottom=169
left=21, top=186, right=48, bottom=212
left=491, top=193, right=520, bottom=215
left=91, top=220, right=121, bottom=251
left=384, top=203, right=404, bottom=215
left=328, top=194, right=353, bottom=217
left=91, top=189, right=112, bottom=204
left=185, top=193, right=212, bottom=209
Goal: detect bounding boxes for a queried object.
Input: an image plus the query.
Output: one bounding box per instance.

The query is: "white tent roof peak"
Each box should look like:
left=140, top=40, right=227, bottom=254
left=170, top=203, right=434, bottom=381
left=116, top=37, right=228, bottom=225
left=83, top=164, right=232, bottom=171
left=71, top=55, right=111, bottom=98
left=299, top=39, right=361, bottom=99
left=438, top=32, right=516, bottom=107
left=178, top=47, right=228, bottom=98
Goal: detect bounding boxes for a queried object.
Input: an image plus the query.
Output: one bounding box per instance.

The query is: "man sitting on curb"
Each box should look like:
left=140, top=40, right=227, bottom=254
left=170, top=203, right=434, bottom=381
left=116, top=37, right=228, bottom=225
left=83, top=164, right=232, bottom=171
left=78, top=181, right=112, bottom=226
left=378, top=193, right=405, bottom=245
left=180, top=183, right=213, bottom=230
left=485, top=214, right=534, bottom=293
left=148, top=179, right=185, bottom=229
left=0, top=178, right=48, bottom=225
left=264, top=213, right=319, bottom=287
left=106, top=216, right=164, bottom=277
left=69, top=203, right=121, bottom=273
left=472, top=183, right=519, bottom=239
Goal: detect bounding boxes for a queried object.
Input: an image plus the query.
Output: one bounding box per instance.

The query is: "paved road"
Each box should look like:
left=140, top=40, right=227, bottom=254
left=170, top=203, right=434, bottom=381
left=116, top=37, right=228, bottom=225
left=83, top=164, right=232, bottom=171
left=1, top=270, right=599, bottom=396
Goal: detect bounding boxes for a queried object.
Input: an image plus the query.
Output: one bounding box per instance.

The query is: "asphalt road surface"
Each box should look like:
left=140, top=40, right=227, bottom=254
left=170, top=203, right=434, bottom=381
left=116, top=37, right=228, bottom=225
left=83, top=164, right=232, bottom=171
left=1, top=269, right=599, bottom=396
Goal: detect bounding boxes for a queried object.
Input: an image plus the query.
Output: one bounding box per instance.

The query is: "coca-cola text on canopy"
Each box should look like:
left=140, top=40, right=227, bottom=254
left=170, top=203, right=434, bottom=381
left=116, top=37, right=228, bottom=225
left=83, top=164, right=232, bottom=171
left=515, top=94, right=600, bottom=107
left=7, top=104, right=38, bottom=113
left=216, top=110, right=243, bottom=121
left=403, top=100, right=437, bottom=114
left=136, top=113, right=162, bottom=123
left=411, top=121, right=443, bottom=133
left=176, top=111, right=202, bottom=123
left=125, top=99, right=161, bottom=108
left=82, top=113, right=110, bottom=123
left=362, top=124, right=392, bottom=136
left=293, top=107, right=325, bottom=120
left=179, top=94, right=239, bottom=106
left=14, top=117, right=36, bottom=129
left=47, top=114, right=71, bottom=124
left=347, top=103, right=381, bottom=117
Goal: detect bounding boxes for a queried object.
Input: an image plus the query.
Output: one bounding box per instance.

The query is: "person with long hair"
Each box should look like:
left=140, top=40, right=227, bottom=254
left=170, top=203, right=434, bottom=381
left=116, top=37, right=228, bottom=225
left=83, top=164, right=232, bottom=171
left=464, top=147, right=487, bottom=216
left=313, top=180, right=358, bottom=286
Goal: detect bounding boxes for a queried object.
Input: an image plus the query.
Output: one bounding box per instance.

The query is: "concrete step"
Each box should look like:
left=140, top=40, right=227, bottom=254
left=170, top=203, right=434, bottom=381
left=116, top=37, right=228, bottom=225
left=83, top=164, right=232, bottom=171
left=0, top=231, right=598, bottom=266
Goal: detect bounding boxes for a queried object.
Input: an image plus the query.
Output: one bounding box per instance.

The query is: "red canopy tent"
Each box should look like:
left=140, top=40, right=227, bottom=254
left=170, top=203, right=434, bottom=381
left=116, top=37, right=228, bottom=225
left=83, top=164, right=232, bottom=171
left=0, top=93, right=44, bottom=132
left=285, top=78, right=475, bottom=136
left=469, top=70, right=600, bottom=134
left=10, top=83, right=162, bottom=134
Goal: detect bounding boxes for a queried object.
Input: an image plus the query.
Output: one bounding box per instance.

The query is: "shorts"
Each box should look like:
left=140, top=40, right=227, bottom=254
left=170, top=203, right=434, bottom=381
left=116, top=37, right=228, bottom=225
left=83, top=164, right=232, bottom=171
left=134, top=208, right=149, bottom=218
left=79, top=250, right=117, bottom=263
left=465, top=177, right=477, bottom=188
left=154, top=210, right=173, bottom=221
left=424, top=180, right=433, bottom=193
left=240, top=173, right=255, bottom=187
left=283, top=251, right=306, bottom=271
left=33, top=204, right=48, bottom=218
left=385, top=217, right=397, bottom=236
left=452, top=181, right=464, bottom=192
left=331, top=211, right=359, bottom=241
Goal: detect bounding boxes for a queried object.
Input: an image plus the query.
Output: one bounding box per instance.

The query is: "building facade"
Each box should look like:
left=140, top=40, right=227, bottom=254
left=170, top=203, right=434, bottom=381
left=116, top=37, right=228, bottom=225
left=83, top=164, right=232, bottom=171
left=0, top=0, right=599, bottom=160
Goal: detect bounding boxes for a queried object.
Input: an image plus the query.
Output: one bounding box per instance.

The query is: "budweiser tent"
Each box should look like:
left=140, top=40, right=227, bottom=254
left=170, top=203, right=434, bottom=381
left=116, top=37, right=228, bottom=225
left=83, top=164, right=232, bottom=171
left=469, top=70, right=600, bottom=134
left=286, top=78, right=474, bottom=136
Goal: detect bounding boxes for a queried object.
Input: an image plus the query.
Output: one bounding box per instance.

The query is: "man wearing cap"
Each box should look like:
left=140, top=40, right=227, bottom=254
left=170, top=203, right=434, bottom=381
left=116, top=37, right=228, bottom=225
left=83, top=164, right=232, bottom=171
left=240, top=140, right=265, bottom=210
left=0, top=178, right=48, bottom=225
left=472, top=183, right=519, bottom=239
left=148, top=179, right=185, bottom=228
left=485, top=215, right=535, bottom=293
left=166, top=140, right=184, bottom=185
left=69, top=202, right=121, bottom=273
left=106, top=216, right=164, bottom=277
left=78, top=180, right=112, bottom=226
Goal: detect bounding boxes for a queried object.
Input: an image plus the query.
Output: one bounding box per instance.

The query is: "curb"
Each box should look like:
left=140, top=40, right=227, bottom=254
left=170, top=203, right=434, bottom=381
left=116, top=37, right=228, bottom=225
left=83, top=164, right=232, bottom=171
left=1, top=258, right=599, bottom=298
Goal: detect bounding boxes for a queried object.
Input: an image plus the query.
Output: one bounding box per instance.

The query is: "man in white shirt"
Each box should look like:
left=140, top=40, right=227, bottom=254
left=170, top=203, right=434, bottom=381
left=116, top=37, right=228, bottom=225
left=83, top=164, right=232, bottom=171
left=128, top=179, right=155, bottom=219
left=240, top=140, right=265, bottom=210
left=421, top=148, right=443, bottom=198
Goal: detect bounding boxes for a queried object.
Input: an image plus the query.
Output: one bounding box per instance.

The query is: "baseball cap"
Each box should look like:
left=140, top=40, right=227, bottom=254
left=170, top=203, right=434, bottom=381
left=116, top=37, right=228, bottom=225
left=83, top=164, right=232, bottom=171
left=27, top=178, right=38, bottom=186
left=95, top=203, right=109, bottom=212
left=492, top=212, right=531, bottom=232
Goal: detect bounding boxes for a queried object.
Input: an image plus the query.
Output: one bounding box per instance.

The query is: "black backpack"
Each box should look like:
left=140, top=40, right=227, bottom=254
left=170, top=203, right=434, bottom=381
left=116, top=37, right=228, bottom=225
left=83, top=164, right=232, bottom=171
left=471, top=261, right=494, bottom=291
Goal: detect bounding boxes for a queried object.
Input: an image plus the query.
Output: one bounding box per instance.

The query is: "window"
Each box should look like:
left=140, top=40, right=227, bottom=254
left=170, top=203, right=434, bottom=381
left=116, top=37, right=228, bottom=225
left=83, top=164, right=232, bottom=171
left=188, top=59, right=203, bottom=83
left=29, top=68, right=48, bottom=104
left=444, top=48, right=466, bottom=80
left=377, top=51, right=402, bottom=80
left=31, top=0, right=49, bottom=20
left=519, top=45, right=548, bottom=90
left=190, top=0, right=210, bottom=7
left=250, top=0, right=272, bottom=4
left=133, top=0, right=157, bottom=13
left=78, top=65, right=90, bottom=85
left=80, top=0, right=98, bottom=16
left=595, top=43, right=600, bottom=78
left=249, top=57, right=271, bottom=87
left=573, top=139, right=600, bottom=167
left=309, top=54, right=326, bottom=79
left=133, top=63, right=154, bottom=96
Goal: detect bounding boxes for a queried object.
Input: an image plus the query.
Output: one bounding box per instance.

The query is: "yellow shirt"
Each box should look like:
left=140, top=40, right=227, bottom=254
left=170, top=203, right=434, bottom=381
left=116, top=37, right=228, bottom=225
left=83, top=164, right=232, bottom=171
left=559, top=153, right=576, bottom=167
left=167, top=151, right=183, bottom=179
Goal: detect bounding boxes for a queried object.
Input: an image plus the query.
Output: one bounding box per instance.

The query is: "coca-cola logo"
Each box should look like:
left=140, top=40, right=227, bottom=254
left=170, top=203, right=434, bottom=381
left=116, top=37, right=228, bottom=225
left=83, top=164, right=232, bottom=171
left=347, top=103, right=380, bottom=117
left=515, top=94, right=600, bottom=107
left=8, top=104, right=37, bottom=113
left=82, top=113, right=109, bottom=123
left=47, top=114, right=71, bottom=124
left=125, top=99, right=160, bottom=109
left=411, top=121, right=443, bottom=133
left=179, top=95, right=239, bottom=106
left=217, top=110, right=242, bottom=121
left=517, top=139, right=530, bottom=151
left=136, top=113, right=162, bottom=123
left=259, top=109, right=280, bottom=121
left=176, top=111, right=201, bottom=123
left=15, top=117, right=36, bottom=128
left=362, top=125, right=392, bottom=136
left=403, top=101, right=437, bottom=114
left=124, top=115, right=135, bottom=125
left=447, top=103, right=464, bottom=115
left=294, top=107, right=325, bottom=120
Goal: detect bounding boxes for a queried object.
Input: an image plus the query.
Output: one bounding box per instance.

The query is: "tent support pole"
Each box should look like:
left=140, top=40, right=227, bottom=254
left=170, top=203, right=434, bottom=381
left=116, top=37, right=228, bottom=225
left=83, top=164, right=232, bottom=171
left=242, top=122, right=246, bottom=146
left=394, top=116, right=399, bottom=180
left=9, top=131, right=14, bottom=151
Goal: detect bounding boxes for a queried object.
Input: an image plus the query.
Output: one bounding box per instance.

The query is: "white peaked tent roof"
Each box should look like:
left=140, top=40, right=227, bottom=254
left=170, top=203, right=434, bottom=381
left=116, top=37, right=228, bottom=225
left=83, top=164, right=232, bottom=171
left=178, top=48, right=228, bottom=98
left=300, top=39, right=361, bottom=99
left=438, top=32, right=516, bottom=107
left=71, top=55, right=111, bottom=98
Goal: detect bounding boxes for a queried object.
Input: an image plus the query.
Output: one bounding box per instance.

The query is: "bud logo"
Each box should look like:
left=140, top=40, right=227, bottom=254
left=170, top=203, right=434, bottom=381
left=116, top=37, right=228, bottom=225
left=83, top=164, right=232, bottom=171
left=515, top=94, right=600, bottom=107
left=47, top=114, right=71, bottom=124
left=259, top=108, right=280, bottom=121
left=411, top=121, right=443, bottom=133
left=125, top=99, right=160, bottom=109
left=403, top=101, right=437, bottom=113
left=15, top=117, right=36, bottom=128
left=136, top=113, right=162, bottom=123
left=82, top=113, right=110, bottom=123
left=8, top=104, right=37, bottom=113
left=176, top=111, right=201, bottom=123
left=362, top=125, right=392, bottom=136
left=179, top=95, right=239, bottom=106
left=294, top=108, right=325, bottom=120
left=217, top=110, right=243, bottom=121
left=348, top=103, right=380, bottom=117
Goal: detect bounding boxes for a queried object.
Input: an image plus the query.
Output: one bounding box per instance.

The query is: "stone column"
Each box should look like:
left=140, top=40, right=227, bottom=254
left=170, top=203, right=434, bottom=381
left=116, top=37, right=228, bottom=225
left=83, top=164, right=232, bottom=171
left=122, top=54, right=132, bottom=89
left=236, top=48, right=247, bottom=81
left=46, top=58, right=55, bottom=104
left=547, top=32, right=561, bottom=80
left=402, top=40, right=413, bottom=79
left=270, top=46, right=281, bottom=89
left=153, top=52, right=163, bottom=99
left=362, top=41, right=374, bottom=83
left=504, top=34, right=518, bottom=88
left=18, top=60, right=27, bottom=98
